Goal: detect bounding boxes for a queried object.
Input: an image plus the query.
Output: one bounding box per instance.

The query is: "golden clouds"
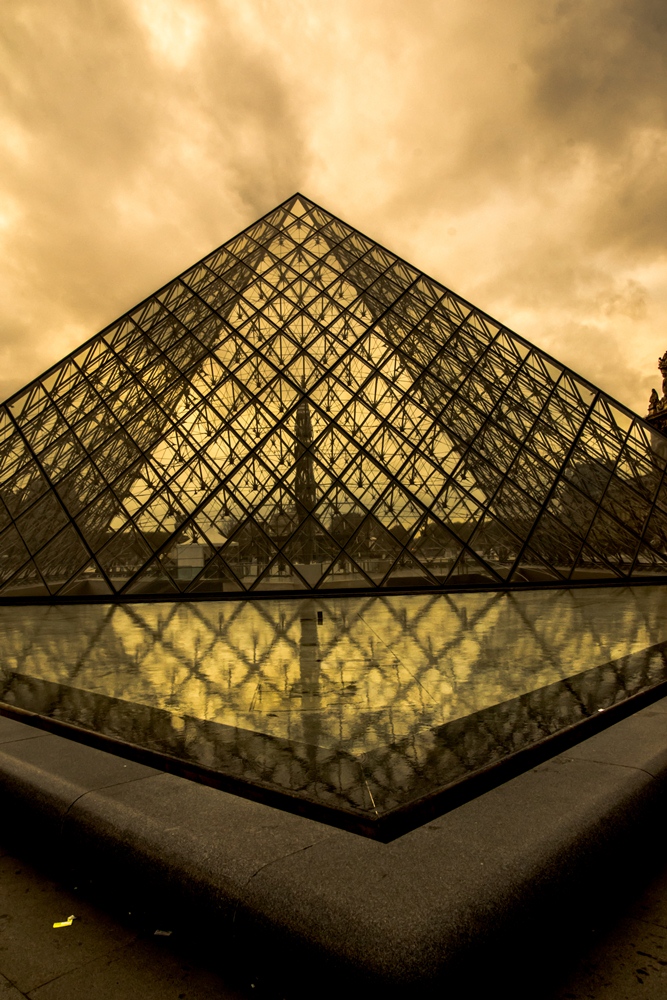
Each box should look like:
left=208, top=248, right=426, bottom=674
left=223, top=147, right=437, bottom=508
left=0, top=0, right=665, bottom=412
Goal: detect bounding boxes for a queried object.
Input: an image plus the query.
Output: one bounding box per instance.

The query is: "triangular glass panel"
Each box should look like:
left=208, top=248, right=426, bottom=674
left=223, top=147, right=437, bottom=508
left=526, top=512, right=582, bottom=578
left=156, top=523, right=212, bottom=591
left=450, top=448, right=502, bottom=503
left=380, top=551, right=437, bottom=588
left=124, top=559, right=179, bottom=595
left=626, top=421, right=666, bottom=473
left=580, top=401, right=625, bottom=467
left=280, top=516, right=339, bottom=586
left=0, top=496, right=10, bottom=534
left=545, top=479, right=597, bottom=540
left=485, top=479, right=540, bottom=540
left=599, top=472, right=651, bottom=538
left=430, top=483, right=485, bottom=542
left=630, top=543, right=667, bottom=578
left=470, top=421, right=521, bottom=474
left=522, top=417, right=571, bottom=470
left=584, top=510, right=639, bottom=575
left=194, top=487, right=247, bottom=549
left=0, top=559, right=48, bottom=597
left=186, top=555, right=243, bottom=594
left=132, top=489, right=186, bottom=550
left=509, top=548, right=562, bottom=584
left=1, top=460, right=50, bottom=519
left=614, top=444, right=663, bottom=503
left=345, top=516, right=404, bottom=584
left=312, top=485, right=368, bottom=547
left=0, top=429, right=30, bottom=484
left=252, top=554, right=309, bottom=591
left=252, top=484, right=306, bottom=546
left=561, top=446, right=612, bottom=503
left=637, top=508, right=667, bottom=560
left=218, top=521, right=281, bottom=589
left=446, top=549, right=499, bottom=585
left=59, top=561, right=113, bottom=596
left=406, top=515, right=463, bottom=582
left=0, top=524, right=30, bottom=587
left=76, top=490, right=129, bottom=553
left=371, top=483, right=423, bottom=542
left=96, top=522, right=152, bottom=591
left=202, top=426, right=249, bottom=479
left=317, top=552, right=375, bottom=590
left=542, top=389, right=587, bottom=441
left=15, top=489, right=69, bottom=555
left=470, top=515, right=524, bottom=580
left=507, top=447, right=558, bottom=505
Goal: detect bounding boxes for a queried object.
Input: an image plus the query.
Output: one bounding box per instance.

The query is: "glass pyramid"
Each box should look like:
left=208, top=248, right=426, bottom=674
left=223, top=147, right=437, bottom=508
left=2, top=193, right=667, bottom=600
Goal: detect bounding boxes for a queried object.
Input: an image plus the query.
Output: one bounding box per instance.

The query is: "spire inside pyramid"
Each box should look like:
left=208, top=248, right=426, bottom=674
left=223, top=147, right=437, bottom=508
left=1, top=193, right=667, bottom=599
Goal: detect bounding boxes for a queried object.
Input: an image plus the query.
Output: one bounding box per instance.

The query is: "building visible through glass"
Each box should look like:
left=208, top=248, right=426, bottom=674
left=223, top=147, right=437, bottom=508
left=1, top=193, right=667, bottom=600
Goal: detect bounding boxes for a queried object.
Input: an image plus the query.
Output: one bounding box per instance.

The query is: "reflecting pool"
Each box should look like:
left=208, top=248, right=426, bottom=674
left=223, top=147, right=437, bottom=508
left=1, top=585, right=666, bottom=837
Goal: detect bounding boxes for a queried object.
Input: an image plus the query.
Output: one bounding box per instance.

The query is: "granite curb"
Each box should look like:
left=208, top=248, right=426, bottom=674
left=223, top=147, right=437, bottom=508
left=0, top=702, right=666, bottom=996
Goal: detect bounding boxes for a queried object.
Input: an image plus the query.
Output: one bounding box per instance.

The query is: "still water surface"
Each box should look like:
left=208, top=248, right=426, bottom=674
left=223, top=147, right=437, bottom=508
left=0, top=586, right=665, bottom=830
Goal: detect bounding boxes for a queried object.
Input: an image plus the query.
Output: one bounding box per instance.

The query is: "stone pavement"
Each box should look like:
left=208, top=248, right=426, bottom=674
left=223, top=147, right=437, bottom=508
left=547, top=858, right=667, bottom=1000
left=0, top=840, right=252, bottom=1000
left=1, top=835, right=667, bottom=999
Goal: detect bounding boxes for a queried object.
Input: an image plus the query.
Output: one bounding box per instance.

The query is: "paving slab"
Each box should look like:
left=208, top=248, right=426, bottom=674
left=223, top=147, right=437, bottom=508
left=548, top=856, right=667, bottom=999
left=0, top=973, right=26, bottom=1000
left=26, top=941, right=246, bottom=1000
left=0, top=843, right=248, bottom=1000
left=0, top=717, right=44, bottom=746
left=0, top=852, right=135, bottom=995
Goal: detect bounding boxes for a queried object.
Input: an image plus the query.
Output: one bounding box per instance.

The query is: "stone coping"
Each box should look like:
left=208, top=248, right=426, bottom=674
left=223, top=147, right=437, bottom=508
left=1, top=701, right=667, bottom=996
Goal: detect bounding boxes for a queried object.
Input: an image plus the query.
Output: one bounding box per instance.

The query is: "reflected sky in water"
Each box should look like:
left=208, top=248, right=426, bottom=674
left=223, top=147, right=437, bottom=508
left=0, top=586, right=666, bottom=759
left=0, top=586, right=667, bottom=832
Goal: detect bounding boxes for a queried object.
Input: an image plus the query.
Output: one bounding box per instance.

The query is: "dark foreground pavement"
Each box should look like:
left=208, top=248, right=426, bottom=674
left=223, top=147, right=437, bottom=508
left=1, top=696, right=667, bottom=997
left=0, top=839, right=250, bottom=1000
left=1, top=832, right=667, bottom=999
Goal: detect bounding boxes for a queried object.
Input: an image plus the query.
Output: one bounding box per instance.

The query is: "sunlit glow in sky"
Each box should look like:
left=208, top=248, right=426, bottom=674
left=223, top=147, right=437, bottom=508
left=1, top=0, right=666, bottom=414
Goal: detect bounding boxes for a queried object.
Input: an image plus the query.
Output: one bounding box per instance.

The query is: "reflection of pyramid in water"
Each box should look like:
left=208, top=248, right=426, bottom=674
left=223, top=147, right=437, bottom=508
left=2, top=192, right=667, bottom=599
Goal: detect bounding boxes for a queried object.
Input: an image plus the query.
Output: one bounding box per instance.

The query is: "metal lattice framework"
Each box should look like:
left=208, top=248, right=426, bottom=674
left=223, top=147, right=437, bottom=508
left=2, top=193, right=667, bottom=599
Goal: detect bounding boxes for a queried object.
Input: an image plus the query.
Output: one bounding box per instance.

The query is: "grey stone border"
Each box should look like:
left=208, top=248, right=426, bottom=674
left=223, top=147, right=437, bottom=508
left=1, top=700, right=667, bottom=995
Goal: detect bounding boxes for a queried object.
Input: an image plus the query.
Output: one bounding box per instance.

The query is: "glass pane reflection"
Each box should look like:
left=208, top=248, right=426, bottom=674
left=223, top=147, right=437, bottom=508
left=1, top=585, right=666, bottom=835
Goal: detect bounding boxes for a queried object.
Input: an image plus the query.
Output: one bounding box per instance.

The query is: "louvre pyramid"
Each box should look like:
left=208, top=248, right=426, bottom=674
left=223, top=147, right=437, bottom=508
left=2, top=193, right=667, bottom=599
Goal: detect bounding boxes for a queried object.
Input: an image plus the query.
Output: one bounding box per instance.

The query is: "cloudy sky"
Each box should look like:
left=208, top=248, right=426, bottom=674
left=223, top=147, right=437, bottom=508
left=0, top=0, right=665, bottom=414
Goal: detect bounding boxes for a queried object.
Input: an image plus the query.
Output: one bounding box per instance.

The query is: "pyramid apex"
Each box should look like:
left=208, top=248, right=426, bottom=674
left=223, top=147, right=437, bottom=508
left=1, top=199, right=665, bottom=600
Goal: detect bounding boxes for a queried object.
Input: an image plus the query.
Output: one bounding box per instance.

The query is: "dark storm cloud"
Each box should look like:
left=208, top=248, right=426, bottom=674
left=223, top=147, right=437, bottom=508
left=528, top=0, right=667, bottom=142
left=343, top=0, right=667, bottom=409
left=525, top=0, right=667, bottom=257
